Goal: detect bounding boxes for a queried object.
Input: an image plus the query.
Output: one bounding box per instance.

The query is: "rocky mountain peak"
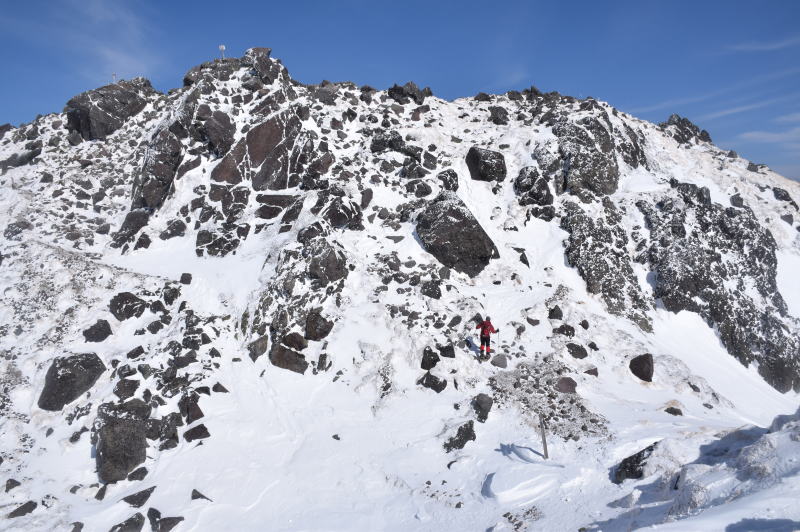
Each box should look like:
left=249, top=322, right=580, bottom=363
left=1, top=46, right=799, bottom=530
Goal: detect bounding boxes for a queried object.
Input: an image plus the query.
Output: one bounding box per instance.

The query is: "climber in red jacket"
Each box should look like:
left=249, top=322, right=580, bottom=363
left=476, top=316, right=499, bottom=359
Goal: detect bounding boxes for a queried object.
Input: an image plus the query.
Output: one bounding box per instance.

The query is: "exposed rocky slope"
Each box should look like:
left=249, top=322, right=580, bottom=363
left=1, top=47, right=799, bottom=531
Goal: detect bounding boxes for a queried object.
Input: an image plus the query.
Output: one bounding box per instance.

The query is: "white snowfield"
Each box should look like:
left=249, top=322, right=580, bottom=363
left=1, top=49, right=800, bottom=532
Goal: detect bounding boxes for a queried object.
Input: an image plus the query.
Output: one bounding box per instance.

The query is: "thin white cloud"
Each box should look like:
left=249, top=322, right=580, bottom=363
left=739, top=127, right=800, bottom=143
left=0, top=1, right=162, bottom=87
left=729, top=35, right=800, bottom=52
left=627, top=67, right=800, bottom=114
left=775, top=112, right=800, bottom=123
left=697, top=96, right=795, bottom=121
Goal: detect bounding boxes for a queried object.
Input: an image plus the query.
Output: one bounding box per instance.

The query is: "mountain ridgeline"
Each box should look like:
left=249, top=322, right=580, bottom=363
left=1, top=47, right=799, bottom=530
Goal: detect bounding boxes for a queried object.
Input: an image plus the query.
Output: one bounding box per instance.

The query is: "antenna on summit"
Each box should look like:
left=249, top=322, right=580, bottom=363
left=219, top=44, right=226, bottom=60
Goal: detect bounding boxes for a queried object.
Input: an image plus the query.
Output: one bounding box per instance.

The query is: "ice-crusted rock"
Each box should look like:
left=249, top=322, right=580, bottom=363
left=135, top=128, right=184, bottom=210
left=109, top=292, right=147, bottom=321
left=65, top=78, right=157, bottom=141
left=443, top=421, right=476, bottom=452
left=561, top=199, right=652, bottom=331
left=613, top=441, right=659, bottom=483
left=95, top=400, right=151, bottom=483
left=547, top=115, right=620, bottom=201
left=465, top=147, right=506, bottom=182
left=38, top=353, right=106, bottom=411
left=636, top=179, right=800, bottom=392
left=112, top=209, right=150, bottom=248
left=416, top=191, right=499, bottom=277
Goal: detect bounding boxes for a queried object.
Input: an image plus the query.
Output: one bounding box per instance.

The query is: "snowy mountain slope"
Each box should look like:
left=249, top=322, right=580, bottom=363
left=1, top=47, right=799, bottom=531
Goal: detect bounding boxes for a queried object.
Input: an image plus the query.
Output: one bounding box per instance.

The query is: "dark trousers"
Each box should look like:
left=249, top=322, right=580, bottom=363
left=480, top=336, right=491, bottom=351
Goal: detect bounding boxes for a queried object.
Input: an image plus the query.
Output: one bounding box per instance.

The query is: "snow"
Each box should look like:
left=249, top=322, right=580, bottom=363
left=776, top=250, right=800, bottom=319
left=2, top=53, right=800, bottom=532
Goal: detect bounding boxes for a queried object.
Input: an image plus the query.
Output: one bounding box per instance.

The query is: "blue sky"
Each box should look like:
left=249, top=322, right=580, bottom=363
left=1, top=0, right=798, bottom=179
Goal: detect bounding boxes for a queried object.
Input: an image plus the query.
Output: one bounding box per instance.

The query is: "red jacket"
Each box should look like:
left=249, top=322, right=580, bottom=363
left=476, top=320, right=496, bottom=338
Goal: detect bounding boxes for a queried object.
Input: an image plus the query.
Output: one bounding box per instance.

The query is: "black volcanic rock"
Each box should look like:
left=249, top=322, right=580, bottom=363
left=437, top=169, right=459, bottom=191
left=417, top=371, right=447, bottom=393
left=8, top=501, right=37, bottom=518
left=305, top=308, right=334, bottom=341
left=109, top=512, right=145, bottom=532
left=443, top=421, right=476, bottom=452
left=613, top=442, right=658, bottom=483
left=488, top=106, right=509, bottom=125
left=637, top=179, right=799, bottom=392
left=201, top=111, right=235, bottom=157
left=96, top=400, right=150, bottom=483
left=387, top=81, right=431, bottom=105
left=421, top=347, right=440, bottom=370
left=416, top=191, right=499, bottom=277
left=269, top=344, right=309, bottom=374
left=83, top=319, right=113, bottom=342
left=514, top=166, right=553, bottom=207
left=472, top=393, right=493, bottom=423
left=561, top=200, right=652, bottom=331
left=550, top=116, right=620, bottom=201
left=629, top=354, right=654, bottom=382
left=566, top=343, right=588, bottom=359
left=109, top=292, right=147, bottom=321
left=136, top=128, right=183, bottom=210
left=307, top=240, right=349, bottom=285
left=660, top=114, right=711, bottom=144
left=555, top=377, right=577, bottom=393
left=465, top=147, right=506, bottom=182
left=123, top=486, right=156, bottom=508
left=65, top=78, right=156, bottom=140
left=38, top=353, right=106, bottom=410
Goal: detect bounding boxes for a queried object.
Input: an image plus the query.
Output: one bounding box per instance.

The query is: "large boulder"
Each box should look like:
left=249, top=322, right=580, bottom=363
left=472, top=393, right=493, bottom=423
left=109, top=292, right=147, bottom=321
left=465, top=147, right=506, bottom=182
left=38, top=353, right=106, bottom=410
left=83, top=319, right=112, bottom=343
left=64, top=78, right=156, bottom=140
left=305, top=308, right=334, bottom=341
left=269, top=344, right=309, bottom=374
left=629, top=353, right=654, bottom=382
left=416, top=191, right=499, bottom=277
left=95, top=400, right=150, bottom=483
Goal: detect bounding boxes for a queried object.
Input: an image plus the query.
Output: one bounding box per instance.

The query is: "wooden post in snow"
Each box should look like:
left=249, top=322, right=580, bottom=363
left=539, top=414, right=549, bottom=460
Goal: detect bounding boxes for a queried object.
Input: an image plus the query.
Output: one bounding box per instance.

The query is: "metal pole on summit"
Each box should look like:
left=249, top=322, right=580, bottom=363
left=219, top=44, right=226, bottom=60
